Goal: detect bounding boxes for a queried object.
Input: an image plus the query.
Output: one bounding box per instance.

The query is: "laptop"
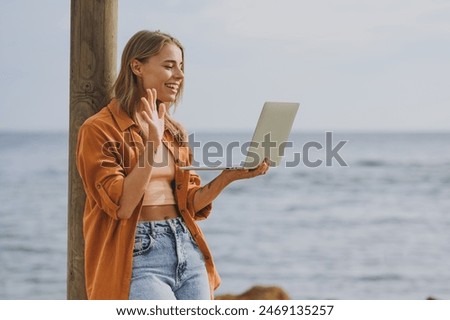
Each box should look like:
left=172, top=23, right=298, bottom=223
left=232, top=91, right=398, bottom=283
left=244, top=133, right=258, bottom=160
left=180, top=101, right=300, bottom=170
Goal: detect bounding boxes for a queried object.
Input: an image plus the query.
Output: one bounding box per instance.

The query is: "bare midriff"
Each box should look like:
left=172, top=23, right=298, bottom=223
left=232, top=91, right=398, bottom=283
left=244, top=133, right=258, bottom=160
left=139, top=204, right=179, bottom=221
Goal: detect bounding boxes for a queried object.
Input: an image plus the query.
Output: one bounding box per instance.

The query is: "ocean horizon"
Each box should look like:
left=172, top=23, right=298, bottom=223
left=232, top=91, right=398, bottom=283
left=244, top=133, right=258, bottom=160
left=1, top=130, right=449, bottom=299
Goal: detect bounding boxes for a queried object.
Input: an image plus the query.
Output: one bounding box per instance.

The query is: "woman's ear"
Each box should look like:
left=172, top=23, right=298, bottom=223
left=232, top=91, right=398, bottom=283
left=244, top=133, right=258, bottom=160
left=130, top=59, right=142, bottom=77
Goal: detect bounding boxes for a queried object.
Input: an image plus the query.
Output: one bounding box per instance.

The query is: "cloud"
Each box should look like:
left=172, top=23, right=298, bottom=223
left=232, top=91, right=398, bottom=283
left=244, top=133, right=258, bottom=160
left=1, top=0, right=449, bottom=132
left=202, top=0, right=450, bottom=55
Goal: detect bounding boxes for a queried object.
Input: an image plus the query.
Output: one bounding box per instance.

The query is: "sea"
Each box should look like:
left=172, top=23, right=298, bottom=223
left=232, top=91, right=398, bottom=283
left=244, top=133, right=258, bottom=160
left=0, top=130, right=449, bottom=300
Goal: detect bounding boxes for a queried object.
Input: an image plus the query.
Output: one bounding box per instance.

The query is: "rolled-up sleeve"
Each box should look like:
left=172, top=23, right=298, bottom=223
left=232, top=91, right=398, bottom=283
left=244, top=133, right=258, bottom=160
left=186, top=170, right=212, bottom=220
left=76, top=123, right=125, bottom=220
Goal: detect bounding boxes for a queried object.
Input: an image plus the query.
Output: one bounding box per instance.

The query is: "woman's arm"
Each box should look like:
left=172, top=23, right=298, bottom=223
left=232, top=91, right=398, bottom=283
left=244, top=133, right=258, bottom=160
left=116, top=143, right=158, bottom=219
left=192, top=159, right=269, bottom=212
left=117, top=89, right=166, bottom=219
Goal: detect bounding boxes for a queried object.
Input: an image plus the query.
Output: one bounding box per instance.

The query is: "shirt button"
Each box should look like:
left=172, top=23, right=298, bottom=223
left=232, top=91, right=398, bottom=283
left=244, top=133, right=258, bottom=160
left=177, top=184, right=182, bottom=190
left=205, top=256, right=210, bottom=260
left=96, top=184, right=101, bottom=189
left=180, top=209, right=185, bottom=215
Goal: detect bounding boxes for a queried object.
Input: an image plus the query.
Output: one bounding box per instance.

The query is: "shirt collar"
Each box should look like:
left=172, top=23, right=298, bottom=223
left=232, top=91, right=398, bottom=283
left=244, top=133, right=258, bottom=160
left=107, top=99, right=136, bottom=132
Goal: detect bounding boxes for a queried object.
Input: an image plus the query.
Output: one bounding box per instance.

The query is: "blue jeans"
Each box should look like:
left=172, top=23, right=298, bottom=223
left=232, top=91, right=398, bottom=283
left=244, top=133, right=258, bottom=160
left=129, top=217, right=210, bottom=300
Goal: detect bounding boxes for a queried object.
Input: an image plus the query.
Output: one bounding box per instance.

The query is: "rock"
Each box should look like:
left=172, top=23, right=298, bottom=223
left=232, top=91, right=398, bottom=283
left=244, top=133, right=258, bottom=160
left=215, top=285, right=290, bottom=300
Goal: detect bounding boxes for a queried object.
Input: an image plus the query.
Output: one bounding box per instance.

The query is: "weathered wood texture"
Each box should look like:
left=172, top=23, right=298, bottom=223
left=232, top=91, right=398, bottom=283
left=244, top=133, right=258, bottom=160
left=68, top=0, right=117, bottom=299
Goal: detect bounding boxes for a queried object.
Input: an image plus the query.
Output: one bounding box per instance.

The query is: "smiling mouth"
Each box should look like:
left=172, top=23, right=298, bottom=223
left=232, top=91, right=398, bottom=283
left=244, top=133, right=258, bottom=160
left=165, top=83, right=179, bottom=91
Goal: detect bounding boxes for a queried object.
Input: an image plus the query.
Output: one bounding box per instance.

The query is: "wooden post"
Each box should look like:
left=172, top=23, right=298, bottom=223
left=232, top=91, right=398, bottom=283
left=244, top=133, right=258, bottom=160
left=68, top=0, right=117, bottom=299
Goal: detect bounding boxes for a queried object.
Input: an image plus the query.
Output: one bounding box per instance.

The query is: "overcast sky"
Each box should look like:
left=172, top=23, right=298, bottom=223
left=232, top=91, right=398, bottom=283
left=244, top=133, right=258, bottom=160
left=1, top=0, right=449, bottom=132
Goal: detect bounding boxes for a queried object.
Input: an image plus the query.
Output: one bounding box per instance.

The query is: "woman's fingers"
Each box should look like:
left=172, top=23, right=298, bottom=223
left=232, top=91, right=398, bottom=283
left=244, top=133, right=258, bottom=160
left=254, top=158, right=269, bottom=171
left=141, top=88, right=157, bottom=113
left=158, top=102, right=166, bottom=119
left=249, top=158, right=269, bottom=176
left=141, top=110, right=152, bottom=123
left=140, top=97, right=150, bottom=112
left=140, top=88, right=162, bottom=123
left=139, top=89, right=165, bottom=144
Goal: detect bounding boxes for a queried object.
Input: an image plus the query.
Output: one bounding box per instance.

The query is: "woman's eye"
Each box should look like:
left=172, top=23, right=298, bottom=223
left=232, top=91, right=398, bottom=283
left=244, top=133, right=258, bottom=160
left=164, top=65, right=173, bottom=70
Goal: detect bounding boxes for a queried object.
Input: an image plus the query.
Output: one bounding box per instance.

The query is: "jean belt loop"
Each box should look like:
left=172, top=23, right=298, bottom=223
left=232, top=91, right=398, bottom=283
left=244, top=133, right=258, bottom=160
left=179, top=218, right=187, bottom=233
left=150, top=221, right=156, bottom=238
left=167, top=218, right=177, bottom=235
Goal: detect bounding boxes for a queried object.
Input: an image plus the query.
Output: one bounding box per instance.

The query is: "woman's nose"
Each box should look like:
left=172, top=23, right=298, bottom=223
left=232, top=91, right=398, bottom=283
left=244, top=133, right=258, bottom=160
left=174, top=67, right=184, bottom=80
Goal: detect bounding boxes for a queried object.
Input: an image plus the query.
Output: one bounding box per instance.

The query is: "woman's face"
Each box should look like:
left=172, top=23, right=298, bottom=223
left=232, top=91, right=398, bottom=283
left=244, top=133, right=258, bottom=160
left=134, top=43, right=184, bottom=105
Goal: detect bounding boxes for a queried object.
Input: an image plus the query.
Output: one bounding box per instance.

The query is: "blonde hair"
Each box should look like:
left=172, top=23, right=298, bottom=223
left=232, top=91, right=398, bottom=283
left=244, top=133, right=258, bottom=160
left=112, top=30, right=187, bottom=144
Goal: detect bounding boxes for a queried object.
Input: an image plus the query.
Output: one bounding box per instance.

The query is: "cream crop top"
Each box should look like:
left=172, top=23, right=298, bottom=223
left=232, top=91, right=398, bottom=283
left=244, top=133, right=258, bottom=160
left=142, top=144, right=176, bottom=206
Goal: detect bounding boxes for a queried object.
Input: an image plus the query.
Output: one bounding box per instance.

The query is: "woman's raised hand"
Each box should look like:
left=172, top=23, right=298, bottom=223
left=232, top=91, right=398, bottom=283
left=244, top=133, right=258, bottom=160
left=139, top=88, right=166, bottom=147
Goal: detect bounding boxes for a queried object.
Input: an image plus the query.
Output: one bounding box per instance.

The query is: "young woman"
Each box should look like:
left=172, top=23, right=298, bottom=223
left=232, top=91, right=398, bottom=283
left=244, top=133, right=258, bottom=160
left=76, top=30, right=269, bottom=300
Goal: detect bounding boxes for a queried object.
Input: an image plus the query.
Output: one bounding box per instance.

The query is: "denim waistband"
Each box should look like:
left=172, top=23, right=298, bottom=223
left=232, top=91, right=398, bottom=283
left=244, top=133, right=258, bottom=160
left=136, top=217, right=187, bottom=235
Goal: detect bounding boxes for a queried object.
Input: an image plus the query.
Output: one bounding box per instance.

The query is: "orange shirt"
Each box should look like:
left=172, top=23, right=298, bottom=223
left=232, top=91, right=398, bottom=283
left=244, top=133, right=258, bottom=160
left=76, top=99, right=220, bottom=299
